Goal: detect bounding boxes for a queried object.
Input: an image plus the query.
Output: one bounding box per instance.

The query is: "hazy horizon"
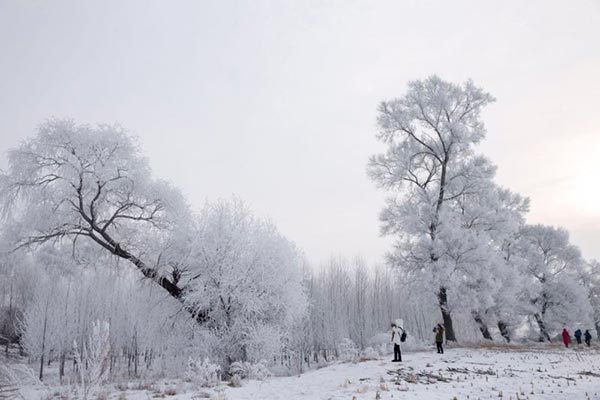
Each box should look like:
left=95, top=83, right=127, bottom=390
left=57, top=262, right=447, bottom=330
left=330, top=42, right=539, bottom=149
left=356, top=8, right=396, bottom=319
left=1, top=0, right=599, bottom=265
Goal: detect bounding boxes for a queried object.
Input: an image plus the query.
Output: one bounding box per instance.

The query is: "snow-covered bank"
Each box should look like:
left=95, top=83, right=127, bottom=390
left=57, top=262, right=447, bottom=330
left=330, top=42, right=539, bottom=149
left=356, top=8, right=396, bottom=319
left=224, top=345, right=600, bottom=400
left=11, top=345, right=600, bottom=399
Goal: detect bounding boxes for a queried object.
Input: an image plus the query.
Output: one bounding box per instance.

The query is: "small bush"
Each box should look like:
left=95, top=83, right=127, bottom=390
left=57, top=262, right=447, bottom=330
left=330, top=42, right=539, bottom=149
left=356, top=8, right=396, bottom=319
left=163, top=387, right=178, bottom=396
left=186, top=357, right=221, bottom=388
left=338, top=338, right=359, bottom=362
left=229, top=374, right=242, bottom=387
left=358, top=347, right=379, bottom=361
left=228, top=360, right=272, bottom=380
left=95, top=391, right=108, bottom=400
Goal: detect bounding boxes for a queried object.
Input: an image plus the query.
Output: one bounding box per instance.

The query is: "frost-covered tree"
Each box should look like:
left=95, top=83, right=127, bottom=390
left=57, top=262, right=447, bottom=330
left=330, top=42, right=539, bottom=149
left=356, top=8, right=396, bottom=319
left=73, top=320, right=111, bottom=400
left=515, top=224, right=591, bottom=341
left=0, top=119, right=190, bottom=305
left=368, top=76, right=498, bottom=341
left=8, top=239, right=196, bottom=382
left=448, top=185, right=529, bottom=340
left=487, top=237, right=529, bottom=342
left=0, top=363, right=40, bottom=400
left=20, top=275, right=61, bottom=381
left=578, top=259, right=600, bottom=340
left=20, top=257, right=196, bottom=381
left=0, top=120, right=311, bottom=376
left=305, top=256, right=446, bottom=360
left=0, top=253, right=28, bottom=354
left=183, top=199, right=307, bottom=365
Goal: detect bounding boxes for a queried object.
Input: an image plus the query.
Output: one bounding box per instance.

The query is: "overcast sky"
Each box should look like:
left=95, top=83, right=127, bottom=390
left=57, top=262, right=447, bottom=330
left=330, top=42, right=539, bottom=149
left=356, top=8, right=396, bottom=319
left=1, top=0, right=599, bottom=265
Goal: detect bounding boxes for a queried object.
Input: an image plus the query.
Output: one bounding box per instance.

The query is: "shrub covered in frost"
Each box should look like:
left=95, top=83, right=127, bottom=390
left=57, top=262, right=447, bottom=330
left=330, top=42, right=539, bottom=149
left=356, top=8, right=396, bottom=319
left=367, top=333, right=392, bottom=356
left=0, top=364, right=41, bottom=400
left=228, top=360, right=272, bottom=380
left=358, top=346, right=380, bottom=361
left=337, top=338, right=359, bottom=361
left=244, top=324, right=283, bottom=364
left=186, top=357, right=221, bottom=387
left=229, top=374, right=242, bottom=388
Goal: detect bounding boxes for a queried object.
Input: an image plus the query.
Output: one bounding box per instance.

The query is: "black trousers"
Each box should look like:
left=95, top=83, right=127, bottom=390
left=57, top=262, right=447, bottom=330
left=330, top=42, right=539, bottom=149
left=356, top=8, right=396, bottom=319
left=393, top=344, right=402, bottom=361
left=436, top=341, right=444, bottom=354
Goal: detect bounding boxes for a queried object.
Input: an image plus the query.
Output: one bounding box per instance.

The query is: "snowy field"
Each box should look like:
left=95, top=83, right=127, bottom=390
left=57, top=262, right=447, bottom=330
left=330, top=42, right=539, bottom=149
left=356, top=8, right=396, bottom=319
left=18, top=344, right=599, bottom=400
left=223, top=345, right=600, bottom=400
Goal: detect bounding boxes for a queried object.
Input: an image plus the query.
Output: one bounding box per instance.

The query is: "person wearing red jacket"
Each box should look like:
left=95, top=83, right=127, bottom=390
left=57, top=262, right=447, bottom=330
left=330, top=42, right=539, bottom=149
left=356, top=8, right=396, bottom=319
left=562, top=328, right=571, bottom=348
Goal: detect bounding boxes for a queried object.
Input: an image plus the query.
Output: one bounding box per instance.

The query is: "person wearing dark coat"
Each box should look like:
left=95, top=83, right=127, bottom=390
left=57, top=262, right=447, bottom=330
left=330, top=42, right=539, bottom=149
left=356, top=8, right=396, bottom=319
left=574, top=329, right=582, bottom=345
left=433, top=324, right=444, bottom=354
left=584, top=330, right=592, bottom=347
left=562, top=328, right=571, bottom=348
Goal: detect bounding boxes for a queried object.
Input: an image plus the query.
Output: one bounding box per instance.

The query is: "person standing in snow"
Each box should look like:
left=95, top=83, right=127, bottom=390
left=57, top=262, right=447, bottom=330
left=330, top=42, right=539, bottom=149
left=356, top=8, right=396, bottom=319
left=584, top=330, right=592, bottom=347
left=574, top=329, right=582, bottom=345
left=433, top=324, right=444, bottom=354
left=391, top=319, right=405, bottom=362
left=562, top=328, right=571, bottom=348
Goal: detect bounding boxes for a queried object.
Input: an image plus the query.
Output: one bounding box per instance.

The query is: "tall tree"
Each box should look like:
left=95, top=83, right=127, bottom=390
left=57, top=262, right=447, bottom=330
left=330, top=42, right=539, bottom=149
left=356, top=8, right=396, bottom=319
left=368, top=76, right=495, bottom=341
left=449, top=185, right=529, bottom=340
left=577, top=260, right=600, bottom=340
left=0, top=119, right=189, bottom=304
left=182, top=199, right=307, bottom=365
left=514, top=224, right=590, bottom=341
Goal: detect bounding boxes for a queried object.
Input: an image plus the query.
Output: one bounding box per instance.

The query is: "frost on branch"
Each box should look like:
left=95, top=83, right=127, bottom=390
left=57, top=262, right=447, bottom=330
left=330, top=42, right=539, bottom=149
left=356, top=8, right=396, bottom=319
left=367, top=76, right=526, bottom=341
left=514, top=224, right=592, bottom=341
left=0, top=364, right=40, bottom=400
left=73, top=320, right=111, bottom=400
left=0, top=119, right=190, bottom=303
left=182, top=199, right=307, bottom=366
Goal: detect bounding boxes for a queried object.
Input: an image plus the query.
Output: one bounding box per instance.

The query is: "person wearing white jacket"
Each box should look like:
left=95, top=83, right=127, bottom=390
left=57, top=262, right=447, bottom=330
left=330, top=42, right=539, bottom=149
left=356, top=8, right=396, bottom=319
left=391, top=318, right=406, bottom=362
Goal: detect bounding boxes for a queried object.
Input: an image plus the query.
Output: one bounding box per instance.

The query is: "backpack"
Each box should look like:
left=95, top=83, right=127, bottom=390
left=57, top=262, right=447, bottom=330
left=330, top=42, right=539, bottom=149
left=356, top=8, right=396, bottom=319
left=400, top=329, right=407, bottom=342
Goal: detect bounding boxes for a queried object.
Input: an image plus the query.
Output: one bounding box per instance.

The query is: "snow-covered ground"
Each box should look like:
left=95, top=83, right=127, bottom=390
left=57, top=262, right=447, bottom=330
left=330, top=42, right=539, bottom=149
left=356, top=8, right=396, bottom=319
left=15, top=344, right=600, bottom=399
left=223, top=345, right=600, bottom=400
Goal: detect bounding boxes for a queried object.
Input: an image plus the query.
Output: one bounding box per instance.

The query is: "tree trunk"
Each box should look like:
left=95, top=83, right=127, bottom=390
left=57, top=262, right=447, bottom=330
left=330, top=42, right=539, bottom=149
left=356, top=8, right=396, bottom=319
left=497, top=321, right=510, bottom=343
left=5, top=280, right=13, bottom=354
left=534, top=313, right=551, bottom=342
left=472, top=311, right=492, bottom=340
left=84, top=219, right=214, bottom=322
left=438, top=287, right=456, bottom=341
left=594, top=321, right=600, bottom=342
left=431, top=156, right=457, bottom=343
left=39, top=354, right=45, bottom=382
left=39, top=297, right=50, bottom=381
left=59, top=354, right=65, bottom=383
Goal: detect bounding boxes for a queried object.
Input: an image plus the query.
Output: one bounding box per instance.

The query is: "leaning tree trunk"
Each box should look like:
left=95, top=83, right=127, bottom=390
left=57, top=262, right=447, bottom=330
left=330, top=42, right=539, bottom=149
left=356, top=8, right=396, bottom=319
left=438, top=287, right=457, bottom=341
left=534, top=313, right=551, bottom=342
left=497, top=321, right=511, bottom=343
left=472, top=311, right=493, bottom=340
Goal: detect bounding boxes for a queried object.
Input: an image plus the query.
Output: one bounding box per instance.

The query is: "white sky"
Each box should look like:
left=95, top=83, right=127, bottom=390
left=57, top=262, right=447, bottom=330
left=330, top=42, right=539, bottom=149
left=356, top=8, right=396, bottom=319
left=1, top=0, right=599, bottom=265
